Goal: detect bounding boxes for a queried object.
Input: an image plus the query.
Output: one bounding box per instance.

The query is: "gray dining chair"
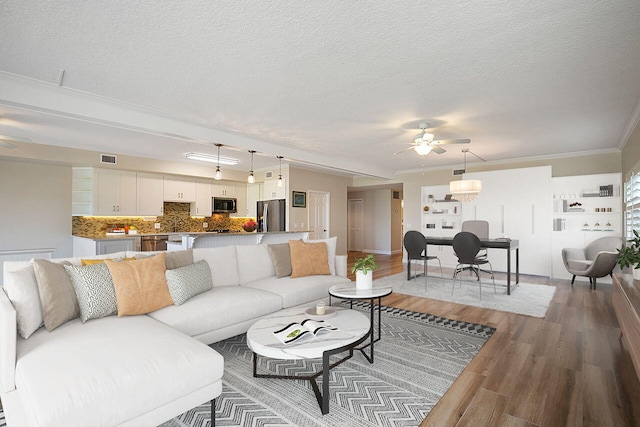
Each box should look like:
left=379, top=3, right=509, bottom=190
left=403, top=230, right=443, bottom=289
left=452, top=231, right=496, bottom=299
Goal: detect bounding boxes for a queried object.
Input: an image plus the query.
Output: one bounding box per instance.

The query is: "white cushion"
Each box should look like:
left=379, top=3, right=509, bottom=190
left=193, top=247, right=240, bottom=287
left=15, top=315, right=223, bottom=427
left=2, top=263, right=42, bottom=339
left=148, top=286, right=282, bottom=337
left=235, top=245, right=275, bottom=284
left=306, top=236, right=337, bottom=275
left=242, top=275, right=351, bottom=308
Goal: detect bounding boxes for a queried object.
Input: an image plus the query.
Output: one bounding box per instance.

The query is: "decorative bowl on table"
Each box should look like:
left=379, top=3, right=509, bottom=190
left=242, top=220, right=257, bottom=232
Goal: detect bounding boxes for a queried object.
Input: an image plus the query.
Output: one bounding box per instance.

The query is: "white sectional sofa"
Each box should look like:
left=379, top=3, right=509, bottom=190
left=0, top=240, right=350, bottom=426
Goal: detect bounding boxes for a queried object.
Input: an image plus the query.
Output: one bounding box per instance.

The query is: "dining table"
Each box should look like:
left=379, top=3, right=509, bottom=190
left=425, top=237, right=520, bottom=295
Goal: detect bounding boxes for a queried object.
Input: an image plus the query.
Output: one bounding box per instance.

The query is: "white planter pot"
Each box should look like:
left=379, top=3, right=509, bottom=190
left=633, top=269, right=640, bottom=281
left=355, top=270, right=373, bottom=289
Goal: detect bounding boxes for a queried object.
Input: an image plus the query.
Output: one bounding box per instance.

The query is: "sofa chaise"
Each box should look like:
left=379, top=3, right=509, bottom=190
left=0, top=238, right=349, bottom=426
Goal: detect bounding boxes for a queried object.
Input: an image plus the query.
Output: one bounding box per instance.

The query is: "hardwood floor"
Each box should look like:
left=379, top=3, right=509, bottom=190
left=347, top=251, right=640, bottom=427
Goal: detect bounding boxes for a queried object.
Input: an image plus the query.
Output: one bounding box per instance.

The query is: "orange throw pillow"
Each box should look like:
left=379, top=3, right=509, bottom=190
left=104, top=253, right=173, bottom=316
left=289, top=240, right=331, bottom=278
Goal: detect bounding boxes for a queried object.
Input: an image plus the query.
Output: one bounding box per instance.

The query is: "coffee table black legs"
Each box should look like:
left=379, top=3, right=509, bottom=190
left=252, top=331, right=369, bottom=415
left=355, top=297, right=382, bottom=363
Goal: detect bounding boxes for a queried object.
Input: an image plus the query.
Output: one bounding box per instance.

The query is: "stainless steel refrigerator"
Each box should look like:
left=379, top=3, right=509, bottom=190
left=257, top=199, right=286, bottom=232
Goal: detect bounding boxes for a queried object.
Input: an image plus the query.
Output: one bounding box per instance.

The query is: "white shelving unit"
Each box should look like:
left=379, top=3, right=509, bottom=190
left=551, top=173, right=622, bottom=281
left=420, top=185, right=462, bottom=267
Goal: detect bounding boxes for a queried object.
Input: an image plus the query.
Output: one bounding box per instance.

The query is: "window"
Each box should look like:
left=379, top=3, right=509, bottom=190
left=624, top=171, right=640, bottom=240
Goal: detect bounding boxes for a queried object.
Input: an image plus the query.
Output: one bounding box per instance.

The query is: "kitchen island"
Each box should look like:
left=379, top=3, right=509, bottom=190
left=72, top=231, right=310, bottom=256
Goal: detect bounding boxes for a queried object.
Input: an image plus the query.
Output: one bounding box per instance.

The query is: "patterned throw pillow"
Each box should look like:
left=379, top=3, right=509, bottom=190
left=165, top=260, right=213, bottom=305
left=64, top=263, right=118, bottom=323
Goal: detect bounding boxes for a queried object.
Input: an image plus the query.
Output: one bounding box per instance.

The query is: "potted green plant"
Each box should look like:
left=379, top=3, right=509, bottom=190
left=618, top=230, right=640, bottom=280
left=351, top=254, right=378, bottom=289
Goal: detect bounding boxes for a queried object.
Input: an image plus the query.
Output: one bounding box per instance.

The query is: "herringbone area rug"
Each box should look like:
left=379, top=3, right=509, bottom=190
left=161, top=303, right=495, bottom=427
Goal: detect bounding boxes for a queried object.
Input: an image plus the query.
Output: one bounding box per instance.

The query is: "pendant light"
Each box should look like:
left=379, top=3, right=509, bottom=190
left=247, top=150, right=256, bottom=184
left=449, top=149, right=483, bottom=202
left=277, top=156, right=284, bottom=187
left=214, top=143, right=223, bottom=180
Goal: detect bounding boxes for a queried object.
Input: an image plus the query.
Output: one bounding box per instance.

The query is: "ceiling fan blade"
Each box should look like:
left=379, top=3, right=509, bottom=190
left=431, top=138, right=471, bottom=145
left=432, top=146, right=446, bottom=154
left=393, top=146, right=416, bottom=155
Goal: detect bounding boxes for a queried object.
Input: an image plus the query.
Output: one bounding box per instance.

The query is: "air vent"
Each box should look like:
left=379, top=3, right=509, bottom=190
left=452, top=169, right=465, bottom=176
left=100, top=154, right=117, bottom=164
left=265, top=171, right=273, bottom=178
left=393, top=191, right=400, bottom=199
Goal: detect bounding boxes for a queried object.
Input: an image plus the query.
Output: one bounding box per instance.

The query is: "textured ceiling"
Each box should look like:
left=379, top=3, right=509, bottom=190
left=1, top=0, right=640, bottom=178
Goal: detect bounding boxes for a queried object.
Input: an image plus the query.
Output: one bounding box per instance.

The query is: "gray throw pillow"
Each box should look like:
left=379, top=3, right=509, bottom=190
left=267, top=243, right=292, bottom=278
left=33, top=259, right=80, bottom=331
left=64, top=263, right=117, bottom=323
left=165, top=260, right=213, bottom=305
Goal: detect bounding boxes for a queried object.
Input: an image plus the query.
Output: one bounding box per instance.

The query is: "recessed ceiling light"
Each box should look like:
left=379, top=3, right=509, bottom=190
left=186, top=152, right=239, bottom=165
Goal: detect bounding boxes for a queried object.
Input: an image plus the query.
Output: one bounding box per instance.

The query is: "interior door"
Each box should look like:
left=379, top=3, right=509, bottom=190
left=348, top=199, right=364, bottom=251
left=308, top=191, right=329, bottom=240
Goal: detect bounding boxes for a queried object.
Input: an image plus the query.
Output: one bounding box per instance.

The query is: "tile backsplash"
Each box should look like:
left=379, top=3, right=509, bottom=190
left=72, top=202, right=254, bottom=236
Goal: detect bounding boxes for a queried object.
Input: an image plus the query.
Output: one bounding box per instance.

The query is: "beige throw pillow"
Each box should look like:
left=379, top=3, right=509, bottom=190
left=289, top=240, right=331, bottom=278
left=165, top=249, right=194, bottom=270
left=105, top=253, right=173, bottom=316
left=267, top=243, right=293, bottom=278
left=32, top=259, right=80, bottom=331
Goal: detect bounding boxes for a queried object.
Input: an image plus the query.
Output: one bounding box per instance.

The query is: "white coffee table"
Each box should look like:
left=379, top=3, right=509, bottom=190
left=246, top=307, right=370, bottom=414
left=328, top=284, right=392, bottom=363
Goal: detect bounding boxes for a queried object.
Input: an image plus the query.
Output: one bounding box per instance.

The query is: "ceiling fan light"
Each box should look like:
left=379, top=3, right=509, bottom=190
left=413, top=144, right=433, bottom=156
left=414, top=132, right=434, bottom=144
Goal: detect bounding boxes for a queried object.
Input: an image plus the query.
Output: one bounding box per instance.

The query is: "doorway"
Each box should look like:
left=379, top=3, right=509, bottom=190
left=308, top=190, right=329, bottom=240
left=348, top=199, right=364, bottom=251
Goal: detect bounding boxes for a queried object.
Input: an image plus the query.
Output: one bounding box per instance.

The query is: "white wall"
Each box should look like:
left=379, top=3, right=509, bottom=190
left=0, top=159, right=73, bottom=257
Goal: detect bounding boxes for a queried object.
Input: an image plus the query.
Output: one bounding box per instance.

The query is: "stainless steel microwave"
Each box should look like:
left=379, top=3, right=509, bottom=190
left=212, top=197, right=237, bottom=213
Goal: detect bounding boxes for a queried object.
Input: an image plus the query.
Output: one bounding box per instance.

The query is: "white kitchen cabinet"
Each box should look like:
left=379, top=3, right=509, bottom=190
left=92, top=169, right=137, bottom=216
left=263, top=179, right=286, bottom=200
left=246, top=183, right=262, bottom=217
left=190, top=178, right=212, bottom=216
left=212, top=182, right=236, bottom=197
left=163, top=175, right=196, bottom=202
left=462, top=166, right=552, bottom=276
left=136, top=172, right=164, bottom=216
left=232, top=182, right=247, bottom=217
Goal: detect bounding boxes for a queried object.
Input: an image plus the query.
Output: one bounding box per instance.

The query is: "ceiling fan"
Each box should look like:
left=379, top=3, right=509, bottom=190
left=394, top=123, right=470, bottom=156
